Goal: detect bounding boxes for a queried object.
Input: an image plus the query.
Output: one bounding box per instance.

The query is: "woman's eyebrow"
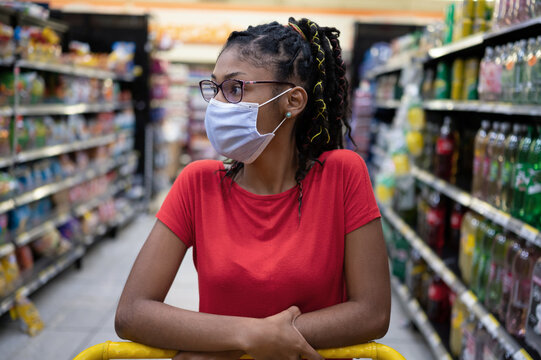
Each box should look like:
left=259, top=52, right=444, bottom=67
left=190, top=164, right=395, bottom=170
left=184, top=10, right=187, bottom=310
left=211, top=71, right=247, bottom=81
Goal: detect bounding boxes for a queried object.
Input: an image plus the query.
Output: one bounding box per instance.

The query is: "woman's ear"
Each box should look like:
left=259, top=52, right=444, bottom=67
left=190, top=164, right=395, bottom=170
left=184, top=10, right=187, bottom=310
left=284, top=86, right=308, bottom=118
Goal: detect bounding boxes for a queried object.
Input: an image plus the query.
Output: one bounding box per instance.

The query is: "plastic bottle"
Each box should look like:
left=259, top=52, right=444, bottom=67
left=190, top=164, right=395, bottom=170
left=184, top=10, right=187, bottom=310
left=491, top=0, right=506, bottom=29
left=513, top=39, right=528, bottom=103
left=506, top=245, right=540, bottom=337
left=525, top=258, right=541, bottom=357
left=450, top=294, right=467, bottom=357
left=479, top=47, right=502, bottom=101
left=523, top=37, right=538, bottom=104
left=523, top=125, right=541, bottom=228
left=487, top=122, right=510, bottom=207
left=463, top=57, right=480, bottom=100
left=448, top=202, right=465, bottom=268
left=472, top=220, right=497, bottom=302
left=427, top=275, right=450, bottom=323
left=452, top=58, right=465, bottom=101
left=499, top=235, right=523, bottom=323
left=485, top=231, right=508, bottom=314
left=513, top=0, right=533, bottom=23
left=460, top=211, right=482, bottom=285
left=434, top=62, right=451, bottom=99
left=406, top=249, right=427, bottom=301
left=472, top=120, right=491, bottom=197
left=502, top=0, right=515, bottom=26
left=481, top=122, right=501, bottom=201
left=461, top=315, right=479, bottom=360
left=426, top=191, right=446, bottom=256
left=511, top=125, right=534, bottom=219
left=500, top=123, right=523, bottom=213
left=416, top=184, right=430, bottom=241
left=502, top=42, right=516, bottom=102
left=534, top=36, right=541, bottom=104
left=436, top=117, right=456, bottom=182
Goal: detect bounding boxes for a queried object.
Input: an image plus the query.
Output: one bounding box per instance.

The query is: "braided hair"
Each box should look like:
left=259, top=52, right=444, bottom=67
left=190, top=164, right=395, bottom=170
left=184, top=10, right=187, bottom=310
left=220, top=17, right=353, bottom=216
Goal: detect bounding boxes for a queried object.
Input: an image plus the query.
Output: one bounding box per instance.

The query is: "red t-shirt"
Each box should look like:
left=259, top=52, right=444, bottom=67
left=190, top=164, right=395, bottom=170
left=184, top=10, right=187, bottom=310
left=157, top=149, right=380, bottom=318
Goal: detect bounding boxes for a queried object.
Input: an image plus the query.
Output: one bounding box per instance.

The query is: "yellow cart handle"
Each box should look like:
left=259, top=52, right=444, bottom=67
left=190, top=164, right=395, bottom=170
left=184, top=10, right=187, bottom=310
left=74, top=341, right=406, bottom=360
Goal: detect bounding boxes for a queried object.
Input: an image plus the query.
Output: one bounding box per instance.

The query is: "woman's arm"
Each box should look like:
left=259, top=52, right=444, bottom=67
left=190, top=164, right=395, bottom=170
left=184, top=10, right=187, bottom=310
left=294, top=218, right=391, bottom=348
left=115, top=220, right=322, bottom=360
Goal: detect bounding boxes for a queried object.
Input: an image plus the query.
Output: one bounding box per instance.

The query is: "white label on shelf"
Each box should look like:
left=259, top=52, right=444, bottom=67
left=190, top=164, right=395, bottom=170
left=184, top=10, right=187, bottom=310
left=494, top=211, right=511, bottom=227
left=441, top=269, right=456, bottom=287
left=519, top=224, right=538, bottom=243
left=513, top=349, right=534, bottom=360
left=460, top=291, right=477, bottom=308
left=456, top=192, right=472, bottom=206
left=481, top=314, right=499, bottom=336
left=428, top=332, right=440, bottom=347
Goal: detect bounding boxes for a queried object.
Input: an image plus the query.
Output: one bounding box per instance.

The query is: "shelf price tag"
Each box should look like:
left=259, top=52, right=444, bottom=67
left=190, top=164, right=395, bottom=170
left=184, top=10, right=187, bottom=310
left=481, top=313, right=500, bottom=336
left=460, top=290, right=477, bottom=308
left=494, top=210, right=511, bottom=227
left=513, top=349, right=534, bottom=360
left=519, top=224, right=538, bottom=244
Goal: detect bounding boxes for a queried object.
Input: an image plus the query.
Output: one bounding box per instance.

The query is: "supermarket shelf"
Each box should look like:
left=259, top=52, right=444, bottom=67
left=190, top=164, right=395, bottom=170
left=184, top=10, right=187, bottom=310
left=0, top=57, right=14, bottom=66
left=411, top=165, right=541, bottom=248
left=0, top=106, right=13, bottom=117
left=17, top=60, right=119, bottom=80
left=428, top=33, right=484, bottom=60
left=375, top=99, right=401, bottom=110
left=16, top=13, right=68, bottom=33
left=365, top=62, right=404, bottom=79
left=17, top=102, right=125, bottom=116
left=390, top=277, right=453, bottom=360
left=381, top=205, right=533, bottom=360
left=0, top=156, right=14, bottom=168
left=0, top=245, right=84, bottom=318
left=17, top=133, right=117, bottom=163
left=15, top=212, right=72, bottom=247
left=423, top=100, right=541, bottom=116
left=484, top=16, right=541, bottom=40
left=0, top=243, right=15, bottom=258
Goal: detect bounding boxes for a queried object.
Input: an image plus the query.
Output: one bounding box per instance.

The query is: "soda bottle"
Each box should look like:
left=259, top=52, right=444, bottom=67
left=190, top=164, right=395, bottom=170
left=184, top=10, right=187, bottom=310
left=446, top=202, right=465, bottom=271
left=523, top=125, right=541, bottom=228
left=460, top=211, right=482, bottom=285
left=426, top=191, right=446, bottom=256
left=427, top=275, right=450, bottom=323
left=501, top=0, right=515, bottom=26
left=472, top=220, right=497, bottom=302
left=479, top=47, right=503, bottom=101
left=502, top=42, right=516, bottom=102
left=511, top=125, right=534, bottom=219
left=499, top=235, right=523, bottom=323
left=523, top=37, right=538, bottom=104
left=420, top=269, right=434, bottom=310
left=390, top=233, right=410, bottom=282
left=500, top=123, right=523, bottom=213
left=436, top=117, right=457, bottom=182
left=450, top=293, right=467, bottom=357
left=485, top=231, right=508, bottom=314
left=514, top=39, right=528, bottom=103
left=491, top=0, right=505, bottom=30
left=506, top=245, right=540, bottom=337
left=456, top=125, right=475, bottom=192
left=483, top=337, right=505, bottom=360
left=533, top=36, right=541, bottom=104
left=461, top=315, right=479, bottom=360
left=394, top=174, right=416, bottom=228
left=472, top=120, right=491, bottom=198
left=488, top=122, right=510, bottom=207
left=525, top=258, right=541, bottom=356
left=481, top=122, right=501, bottom=201
left=513, top=0, right=534, bottom=23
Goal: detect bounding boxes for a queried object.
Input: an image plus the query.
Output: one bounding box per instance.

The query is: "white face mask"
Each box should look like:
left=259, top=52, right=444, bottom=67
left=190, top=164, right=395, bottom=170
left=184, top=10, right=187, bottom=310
left=204, top=88, right=293, bottom=164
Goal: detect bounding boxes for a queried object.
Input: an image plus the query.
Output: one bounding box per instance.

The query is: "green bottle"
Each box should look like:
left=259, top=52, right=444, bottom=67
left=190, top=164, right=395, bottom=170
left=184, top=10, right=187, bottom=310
left=472, top=220, right=497, bottom=303
left=511, top=125, right=534, bottom=219
left=485, top=230, right=508, bottom=314
left=523, top=125, right=541, bottom=228
left=500, top=123, right=523, bottom=213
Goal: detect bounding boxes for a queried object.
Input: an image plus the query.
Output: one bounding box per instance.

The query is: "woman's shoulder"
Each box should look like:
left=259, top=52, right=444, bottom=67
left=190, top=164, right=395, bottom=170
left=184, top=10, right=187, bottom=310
left=318, top=149, right=367, bottom=170
left=176, top=159, right=224, bottom=182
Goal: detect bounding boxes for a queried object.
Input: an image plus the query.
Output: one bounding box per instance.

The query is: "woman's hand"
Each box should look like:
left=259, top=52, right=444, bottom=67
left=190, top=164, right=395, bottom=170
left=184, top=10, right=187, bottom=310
left=173, top=350, right=244, bottom=360
left=241, top=306, right=324, bottom=360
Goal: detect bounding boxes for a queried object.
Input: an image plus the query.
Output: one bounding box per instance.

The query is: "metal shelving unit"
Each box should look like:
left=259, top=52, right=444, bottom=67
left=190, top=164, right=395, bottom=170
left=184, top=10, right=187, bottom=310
left=0, top=243, right=15, bottom=258
left=411, top=166, right=541, bottom=248
left=427, top=33, right=484, bottom=60
left=423, top=100, right=541, bottom=116
left=17, top=101, right=128, bottom=116
left=15, top=212, right=72, bottom=248
left=375, top=99, right=401, bottom=110
left=381, top=205, right=534, bottom=360
left=17, top=60, right=132, bottom=81
left=0, top=106, right=13, bottom=117
left=390, top=276, right=453, bottom=360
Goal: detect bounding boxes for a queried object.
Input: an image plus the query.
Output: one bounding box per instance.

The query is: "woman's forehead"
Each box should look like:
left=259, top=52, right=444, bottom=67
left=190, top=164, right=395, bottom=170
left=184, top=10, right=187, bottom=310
left=213, top=47, right=274, bottom=81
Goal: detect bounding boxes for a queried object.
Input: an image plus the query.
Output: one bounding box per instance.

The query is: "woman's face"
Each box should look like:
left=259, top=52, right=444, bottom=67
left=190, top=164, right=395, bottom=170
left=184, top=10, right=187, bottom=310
left=212, top=46, right=289, bottom=135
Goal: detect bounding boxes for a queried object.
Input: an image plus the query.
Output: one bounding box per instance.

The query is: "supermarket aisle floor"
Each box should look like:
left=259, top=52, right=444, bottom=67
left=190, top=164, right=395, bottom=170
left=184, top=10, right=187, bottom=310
left=0, top=214, right=434, bottom=360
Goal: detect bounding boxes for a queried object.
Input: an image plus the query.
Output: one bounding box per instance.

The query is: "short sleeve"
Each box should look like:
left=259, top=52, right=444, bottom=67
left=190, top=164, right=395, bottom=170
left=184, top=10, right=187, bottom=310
left=342, top=151, right=381, bottom=234
left=156, top=163, right=197, bottom=248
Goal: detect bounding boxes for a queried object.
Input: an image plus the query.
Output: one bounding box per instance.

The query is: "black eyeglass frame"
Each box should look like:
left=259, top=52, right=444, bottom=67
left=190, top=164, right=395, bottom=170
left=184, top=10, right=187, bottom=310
left=199, top=79, right=296, bottom=104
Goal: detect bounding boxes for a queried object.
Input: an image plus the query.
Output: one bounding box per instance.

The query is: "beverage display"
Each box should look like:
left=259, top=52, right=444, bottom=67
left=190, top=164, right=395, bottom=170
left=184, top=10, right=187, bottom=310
left=472, top=120, right=490, bottom=198
left=523, top=125, right=541, bottom=228
left=426, top=191, right=447, bottom=256
left=472, top=220, right=497, bottom=303
left=499, top=235, right=524, bottom=323
left=485, top=231, right=508, bottom=314
left=481, top=122, right=500, bottom=201
left=506, top=245, right=540, bottom=337
left=427, top=275, right=451, bottom=323
left=511, top=125, right=535, bottom=220
left=478, top=46, right=503, bottom=101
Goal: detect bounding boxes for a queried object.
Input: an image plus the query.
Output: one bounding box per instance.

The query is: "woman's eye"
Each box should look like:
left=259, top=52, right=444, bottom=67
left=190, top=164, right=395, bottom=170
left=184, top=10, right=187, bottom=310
left=230, top=85, right=242, bottom=95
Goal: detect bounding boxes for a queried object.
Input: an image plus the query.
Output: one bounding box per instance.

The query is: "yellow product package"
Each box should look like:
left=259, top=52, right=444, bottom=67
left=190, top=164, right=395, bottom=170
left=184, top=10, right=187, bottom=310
left=10, top=294, right=44, bottom=336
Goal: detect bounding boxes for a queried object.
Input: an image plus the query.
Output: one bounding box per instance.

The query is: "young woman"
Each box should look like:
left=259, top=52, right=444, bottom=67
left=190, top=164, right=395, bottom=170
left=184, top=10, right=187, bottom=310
left=115, top=17, right=390, bottom=360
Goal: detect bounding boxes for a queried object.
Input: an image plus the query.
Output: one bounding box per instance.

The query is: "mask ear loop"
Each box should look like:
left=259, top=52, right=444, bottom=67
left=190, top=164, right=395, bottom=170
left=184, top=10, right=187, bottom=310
left=258, top=87, right=294, bottom=108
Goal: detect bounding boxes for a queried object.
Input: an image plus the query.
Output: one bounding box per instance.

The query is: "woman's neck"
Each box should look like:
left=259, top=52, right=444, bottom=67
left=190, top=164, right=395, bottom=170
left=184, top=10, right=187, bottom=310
left=236, top=140, right=298, bottom=195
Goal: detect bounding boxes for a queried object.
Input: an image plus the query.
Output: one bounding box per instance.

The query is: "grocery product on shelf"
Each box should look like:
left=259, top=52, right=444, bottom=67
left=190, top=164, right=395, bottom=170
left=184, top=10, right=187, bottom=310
left=526, top=258, right=541, bottom=357
left=471, top=219, right=498, bottom=303
left=501, top=123, right=523, bottom=213
left=1, top=252, right=20, bottom=291
left=485, top=231, right=508, bottom=314
left=506, top=244, right=540, bottom=337
left=426, top=190, right=447, bottom=256
left=512, top=125, right=535, bottom=220
left=435, top=116, right=458, bottom=183
left=426, top=275, right=451, bottom=323
left=459, top=211, right=482, bottom=285
left=499, top=235, right=524, bottom=323
left=524, top=126, right=541, bottom=228
left=434, top=62, right=451, bottom=99
left=487, top=122, right=510, bottom=207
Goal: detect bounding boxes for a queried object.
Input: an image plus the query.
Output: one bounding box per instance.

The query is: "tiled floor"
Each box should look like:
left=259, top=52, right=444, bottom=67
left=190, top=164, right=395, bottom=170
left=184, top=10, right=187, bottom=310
left=0, top=214, right=434, bottom=360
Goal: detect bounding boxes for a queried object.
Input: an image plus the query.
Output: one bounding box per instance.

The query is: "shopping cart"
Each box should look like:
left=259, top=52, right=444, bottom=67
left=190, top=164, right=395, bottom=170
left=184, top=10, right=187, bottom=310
left=73, top=341, right=406, bottom=360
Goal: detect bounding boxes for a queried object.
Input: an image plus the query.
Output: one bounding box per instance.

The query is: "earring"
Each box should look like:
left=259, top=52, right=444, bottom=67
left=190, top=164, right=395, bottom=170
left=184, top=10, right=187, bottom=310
left=286, top=112, right=292, bottom=118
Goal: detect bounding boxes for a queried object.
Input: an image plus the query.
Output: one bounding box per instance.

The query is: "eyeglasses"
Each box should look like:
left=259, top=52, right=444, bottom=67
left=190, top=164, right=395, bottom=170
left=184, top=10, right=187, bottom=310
left=199, top=79, right=296, bottom=104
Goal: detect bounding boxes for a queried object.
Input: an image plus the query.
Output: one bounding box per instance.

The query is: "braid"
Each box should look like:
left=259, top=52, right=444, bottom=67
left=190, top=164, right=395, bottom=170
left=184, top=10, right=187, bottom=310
left=218, top=18, right=352, bottom=217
